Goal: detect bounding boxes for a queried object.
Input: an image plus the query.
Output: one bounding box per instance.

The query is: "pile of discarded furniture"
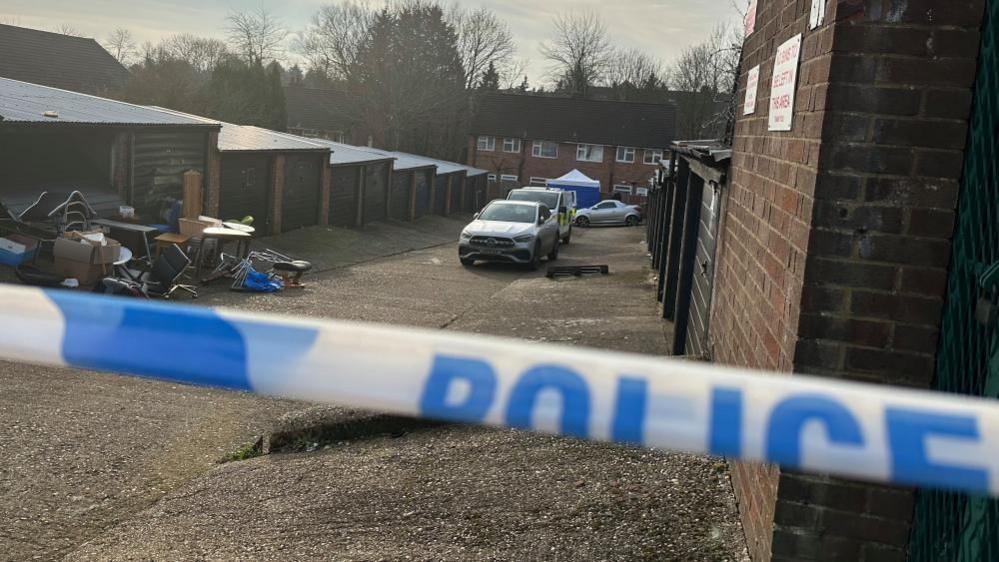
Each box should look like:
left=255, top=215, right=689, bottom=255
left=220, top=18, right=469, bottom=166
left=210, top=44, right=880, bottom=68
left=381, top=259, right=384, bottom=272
left=0, top=188, right=311, bottom=299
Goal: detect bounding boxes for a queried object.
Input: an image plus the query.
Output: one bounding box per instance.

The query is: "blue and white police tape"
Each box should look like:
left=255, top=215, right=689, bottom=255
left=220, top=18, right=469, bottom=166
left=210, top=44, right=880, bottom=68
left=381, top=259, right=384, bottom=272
left=1, top=285, right=996, bottom=497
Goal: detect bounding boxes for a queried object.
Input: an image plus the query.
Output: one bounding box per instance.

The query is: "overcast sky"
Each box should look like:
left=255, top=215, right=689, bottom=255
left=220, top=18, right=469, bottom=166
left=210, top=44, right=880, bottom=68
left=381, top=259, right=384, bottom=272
left=1, top=0, right=740, bottom=84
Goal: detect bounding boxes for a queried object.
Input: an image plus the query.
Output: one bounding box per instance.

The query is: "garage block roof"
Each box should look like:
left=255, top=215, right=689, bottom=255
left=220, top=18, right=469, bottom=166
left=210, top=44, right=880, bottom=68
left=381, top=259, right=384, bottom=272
left=0, top=77, right=217, bottom=127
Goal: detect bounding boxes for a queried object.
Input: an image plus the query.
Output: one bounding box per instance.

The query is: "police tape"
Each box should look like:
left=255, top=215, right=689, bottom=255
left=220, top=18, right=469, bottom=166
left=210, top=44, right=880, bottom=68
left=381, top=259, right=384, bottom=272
left=1, top=285, right=996, bottom=497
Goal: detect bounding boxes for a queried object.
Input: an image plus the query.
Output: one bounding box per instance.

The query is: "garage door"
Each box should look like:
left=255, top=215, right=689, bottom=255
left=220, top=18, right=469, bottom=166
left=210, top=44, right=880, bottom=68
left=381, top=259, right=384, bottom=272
left=363, top=162, right=388, bottom=223
left=219, top=154, right=270, bottom=233
left=330, top=165, right=359, bottom=227
left=281, top=154, right=322, bottom=232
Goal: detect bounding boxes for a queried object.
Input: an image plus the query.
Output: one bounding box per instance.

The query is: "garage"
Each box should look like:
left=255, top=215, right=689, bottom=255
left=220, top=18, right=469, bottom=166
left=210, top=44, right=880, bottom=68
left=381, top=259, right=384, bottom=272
left=310, top=141, right=395, bottom=228
left=0, top=77, right=216, bottom=226
left=218, top=153, right=270, bottom=230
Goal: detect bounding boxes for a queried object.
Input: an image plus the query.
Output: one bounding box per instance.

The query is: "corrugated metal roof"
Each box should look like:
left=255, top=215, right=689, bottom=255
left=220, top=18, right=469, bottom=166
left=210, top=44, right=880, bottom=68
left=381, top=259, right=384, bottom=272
left=220, top=126, right=328, bottom=153
left=392, top=151, right=466, bottom=175
left=148, top=106, right=325, bottom=153
left=347, top=145, right=433, bottom=171
left=0, top=77, right=217, bottom=127
left=305, top=139, right=398, bottom=166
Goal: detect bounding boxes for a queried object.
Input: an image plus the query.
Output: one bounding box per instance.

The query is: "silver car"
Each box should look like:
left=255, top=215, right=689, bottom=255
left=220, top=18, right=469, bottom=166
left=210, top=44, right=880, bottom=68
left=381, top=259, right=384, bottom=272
left=574, top=200, right=643, bottom=227
left=459, top=200, right=560, bottom=269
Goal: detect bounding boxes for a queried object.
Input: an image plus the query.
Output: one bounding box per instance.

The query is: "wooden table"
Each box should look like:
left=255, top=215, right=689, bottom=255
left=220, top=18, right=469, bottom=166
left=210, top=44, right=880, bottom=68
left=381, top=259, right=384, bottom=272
left=153, top=232, right=191, bottom=257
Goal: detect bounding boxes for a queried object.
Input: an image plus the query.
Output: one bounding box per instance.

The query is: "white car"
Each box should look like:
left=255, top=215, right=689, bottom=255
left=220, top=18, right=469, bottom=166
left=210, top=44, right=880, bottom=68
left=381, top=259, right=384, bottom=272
left=459, top=200, right=560, bottom=269
left=506, top=187, right=573, bottom=244
left=575, top=200, right=643, bottom=227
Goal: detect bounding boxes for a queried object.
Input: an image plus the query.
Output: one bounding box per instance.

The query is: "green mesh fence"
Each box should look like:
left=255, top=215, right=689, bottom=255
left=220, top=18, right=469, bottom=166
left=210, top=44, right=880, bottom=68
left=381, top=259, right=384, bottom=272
left=908, top=1, right=999, bottom=560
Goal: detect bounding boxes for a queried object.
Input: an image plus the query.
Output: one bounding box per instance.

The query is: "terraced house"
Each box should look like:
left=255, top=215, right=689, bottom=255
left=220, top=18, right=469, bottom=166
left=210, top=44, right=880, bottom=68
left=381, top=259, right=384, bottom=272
left=468, top=93, right=676, bottom=199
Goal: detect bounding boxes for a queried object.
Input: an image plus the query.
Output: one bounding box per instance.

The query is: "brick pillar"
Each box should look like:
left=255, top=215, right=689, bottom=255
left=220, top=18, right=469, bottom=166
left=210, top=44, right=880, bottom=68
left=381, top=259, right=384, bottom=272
left=445, top=175, right=454, bottom=215
left=271, top=155, right=285, bottom=234
left=718, top=1, right=986, bottom=561
left=409, top=171, right=418, bottom=221
left=319, top=161, right=331, bottom=226
left=205, top=131, right=221, bottom=217
left=355, top=164, right=366, bottom=227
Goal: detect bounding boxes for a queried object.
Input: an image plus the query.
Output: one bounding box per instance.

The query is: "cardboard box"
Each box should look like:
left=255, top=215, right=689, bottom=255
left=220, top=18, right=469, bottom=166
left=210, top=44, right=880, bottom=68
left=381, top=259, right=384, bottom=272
left=54, top=235, right=121, bottom=265
left=53, top=258, right=109, bottom=286
left=179, top=217, right=220, bottom=238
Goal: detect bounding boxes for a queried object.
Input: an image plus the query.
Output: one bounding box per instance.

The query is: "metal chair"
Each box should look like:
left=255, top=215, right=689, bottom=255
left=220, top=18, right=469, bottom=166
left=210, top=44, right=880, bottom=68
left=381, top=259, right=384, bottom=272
left=141, top=244, right=198, bottom=299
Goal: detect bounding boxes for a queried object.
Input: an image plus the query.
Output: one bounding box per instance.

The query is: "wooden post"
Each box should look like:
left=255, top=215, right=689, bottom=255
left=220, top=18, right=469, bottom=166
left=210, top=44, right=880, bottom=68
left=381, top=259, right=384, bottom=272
left=460, top=175, right=468, bottom=212
left=429, top=173, right=437, bottom=216
left=445, top=175, right=454, bottom=216
left=408, top=171, right=418, bottom=221
left=205, top=131, right=221, bottom=217
left=384, top=164, right=392, bottom=219
left=355, top=165, right=366, bottom=227
left=271, top=155, right=285, bottom=234
left=181, top=170, right=203, bottom=219
left=319, top=162, right=332, bottom=226
left=110, top=132, right=129, bottom=201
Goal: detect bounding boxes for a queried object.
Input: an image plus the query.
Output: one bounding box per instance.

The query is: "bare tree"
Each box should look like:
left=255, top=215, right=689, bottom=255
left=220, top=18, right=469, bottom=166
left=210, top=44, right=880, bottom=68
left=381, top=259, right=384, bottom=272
left=166, top=34, right=232, bottom=73
left=539, top=11, right=614, bottom=95
left=294, top=1, right=374, bottom=81
left=55, top=24, right=83, bottom=37
left=104, top=28, right=137, bottom=65
left=448, top=6, right=515, bottom=91
left=0, top=15, right=22, bottom=26
left=665, top=23, right=744, bottom=139
left=604, top=48, right=665, bottom=88
left=501, top=57, right=530, bottom=90
left=226, top=5, right=288, bottom=64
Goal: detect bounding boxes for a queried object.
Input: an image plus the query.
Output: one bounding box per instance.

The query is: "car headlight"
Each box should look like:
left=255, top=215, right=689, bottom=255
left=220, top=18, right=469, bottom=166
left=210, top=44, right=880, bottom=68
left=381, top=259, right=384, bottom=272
left=460, top=231, right=472, bottom=240
left=514, top=234, right=534, bottom=243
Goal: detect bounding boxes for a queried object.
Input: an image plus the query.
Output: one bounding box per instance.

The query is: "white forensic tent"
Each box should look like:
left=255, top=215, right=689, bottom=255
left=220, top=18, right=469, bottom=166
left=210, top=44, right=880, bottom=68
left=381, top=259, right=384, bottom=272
left=547, top=169, right=601, bottom=208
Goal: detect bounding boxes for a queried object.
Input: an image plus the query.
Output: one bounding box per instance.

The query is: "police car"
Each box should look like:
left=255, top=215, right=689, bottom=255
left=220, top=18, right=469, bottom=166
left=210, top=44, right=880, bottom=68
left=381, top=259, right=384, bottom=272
left=506, top=187, right=574, bottom=244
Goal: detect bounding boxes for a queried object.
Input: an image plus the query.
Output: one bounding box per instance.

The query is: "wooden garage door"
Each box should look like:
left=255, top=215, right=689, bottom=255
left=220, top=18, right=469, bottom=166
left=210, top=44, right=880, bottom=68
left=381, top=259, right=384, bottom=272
left=330, top=165, right=358, bottom=227
left=390, top=171, right=411, bottom=221
left=363, top=162, right=388, bottom=223
left=414, top=170, right=431, bottom=218
left=219, top=154, right=270, bottom=233
left=282, top=154, right=322, bottom=232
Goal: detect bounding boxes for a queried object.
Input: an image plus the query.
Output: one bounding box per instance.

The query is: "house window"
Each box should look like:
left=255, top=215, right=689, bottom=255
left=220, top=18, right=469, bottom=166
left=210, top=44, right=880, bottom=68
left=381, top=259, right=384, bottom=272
left=532, top=141, right=558, bottom=159
left=613, top=184, right=634, bottom=195
left=500, top=174, right=519, bottom=183
left=503, top=138, right=521, bottom=153
left=616, top=147, right=636, bottom=163
left=487, top=174, right=497, bottom=182
left=477, top=136, right=495, bottom=151
left=643, top=149, right=664, bottom=165
left=529, top=177, right=548, bottom=186
left=576, top=144, right=604, bottom=163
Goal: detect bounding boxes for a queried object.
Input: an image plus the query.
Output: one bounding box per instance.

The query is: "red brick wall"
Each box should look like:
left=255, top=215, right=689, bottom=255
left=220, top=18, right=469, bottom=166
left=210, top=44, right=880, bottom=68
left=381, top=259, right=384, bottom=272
left=716, top=0, right=827, bottom=556
left=719, top=0, right=985, bottom=560
left=468, top=136, right=661, bottom=195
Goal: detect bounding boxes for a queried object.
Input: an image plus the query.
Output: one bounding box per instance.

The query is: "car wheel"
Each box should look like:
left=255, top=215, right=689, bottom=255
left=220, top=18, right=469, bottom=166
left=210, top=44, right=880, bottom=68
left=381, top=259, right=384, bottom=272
left=625, top=215, right=639, bottom=227
left=548, top=240, right=560, bottom=261
left=529, top=242, right=543, bottom=270
left=460, top=257, right=475, bottom=266
left=576, top=216, right=590, bottom=227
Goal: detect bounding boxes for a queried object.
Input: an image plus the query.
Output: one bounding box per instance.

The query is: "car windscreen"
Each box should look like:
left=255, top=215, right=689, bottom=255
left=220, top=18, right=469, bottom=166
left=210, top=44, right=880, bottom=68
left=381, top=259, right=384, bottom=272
left=508, top=191, right=559, bottom=209
left=479, top=203, right=536, bottom=223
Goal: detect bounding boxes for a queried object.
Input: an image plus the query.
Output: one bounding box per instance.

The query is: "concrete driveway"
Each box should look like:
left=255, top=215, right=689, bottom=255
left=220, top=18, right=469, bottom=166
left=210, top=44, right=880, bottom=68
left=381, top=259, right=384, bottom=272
left=0, top=218, right=747, bottom=561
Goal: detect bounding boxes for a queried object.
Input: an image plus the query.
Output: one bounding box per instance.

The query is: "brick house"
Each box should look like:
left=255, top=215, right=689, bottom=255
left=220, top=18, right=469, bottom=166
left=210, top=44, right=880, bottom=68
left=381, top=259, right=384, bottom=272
left=468, top=93, right=676, bottom=200
left=657, top=0, right=996, bottom=561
